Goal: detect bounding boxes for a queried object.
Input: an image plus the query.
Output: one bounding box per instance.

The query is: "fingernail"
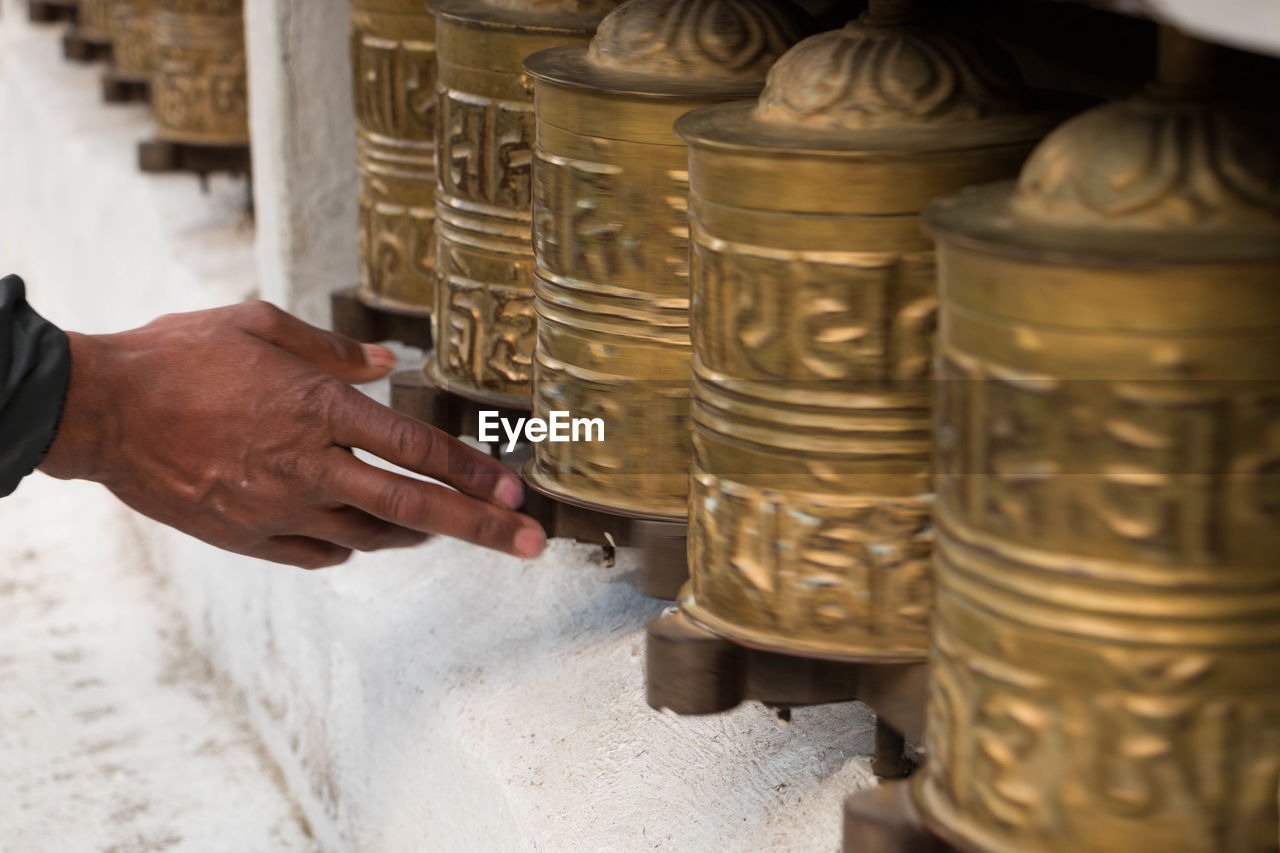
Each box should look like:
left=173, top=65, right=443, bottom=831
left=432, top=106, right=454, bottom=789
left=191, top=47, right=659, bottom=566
left=362, top=343, right=397, bottom=369
left=515, top=526, right=545, bottom=558
left=494, top=475, right=524, bottom=510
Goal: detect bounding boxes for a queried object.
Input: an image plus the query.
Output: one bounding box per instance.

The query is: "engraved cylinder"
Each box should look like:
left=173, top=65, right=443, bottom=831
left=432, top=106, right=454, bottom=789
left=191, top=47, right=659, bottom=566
left=428, top=0, right=616, bottom=406
left=524, top=0, right=815, bottom=518
left=352, top=0, right=438, bottom=313
left=151, top=0, right=248, bottom=147
left=674, top=17, right=1062, bottom=661
left=108, top=0, right=154, bottom=83
left=77, top=0, right=112, bottom=41
left=914, top=89, right=1280, bottom=851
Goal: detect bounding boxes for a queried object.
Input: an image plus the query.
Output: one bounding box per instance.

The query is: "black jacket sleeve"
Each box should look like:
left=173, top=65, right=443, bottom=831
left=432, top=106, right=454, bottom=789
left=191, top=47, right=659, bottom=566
left=0, top=274, right=71, bottom=497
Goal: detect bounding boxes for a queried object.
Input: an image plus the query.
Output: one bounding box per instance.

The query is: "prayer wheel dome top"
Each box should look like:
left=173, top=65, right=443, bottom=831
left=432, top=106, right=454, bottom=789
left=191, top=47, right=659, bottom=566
left=525, top=0, right=816, bottom=97
left=754, top=12, right=1027, bottom=131
left=587, top=0, right=815, bottom=80
left=926, top=92, right=1280, bottom=263
left=1012, top=95, right=1280, bottom=230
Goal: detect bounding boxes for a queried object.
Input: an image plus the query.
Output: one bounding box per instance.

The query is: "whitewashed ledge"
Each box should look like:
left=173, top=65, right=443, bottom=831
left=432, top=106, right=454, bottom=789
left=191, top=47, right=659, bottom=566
left=0, top=5, right=880, bottom=852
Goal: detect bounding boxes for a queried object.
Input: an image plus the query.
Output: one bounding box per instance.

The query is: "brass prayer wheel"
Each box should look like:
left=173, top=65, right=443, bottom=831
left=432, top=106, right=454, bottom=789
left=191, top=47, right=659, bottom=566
left=352, top=0, right=437, bottom=316
left=106, top=0, right=154, bottom=85
left=428, top=0, right=617, bottom=406
left=151, top=0, right=248, bottom=147
left=674, top=3, right=1065, bottom=662
left=913, top=31, right=1280, bottom=853
left=76, top=0, right=111, bottom=42
left=524, top=0, right=816, bottom=518
left=64, top=0, right=113, bottom=60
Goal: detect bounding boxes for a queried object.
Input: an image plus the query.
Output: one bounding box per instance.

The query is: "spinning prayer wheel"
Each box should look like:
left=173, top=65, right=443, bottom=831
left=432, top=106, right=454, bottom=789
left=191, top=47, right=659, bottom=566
left=523, top=0, right=816, bottom=523
left=646, top=0, right=1071, bottom=777
left=64, top=0, right=112, bottom=61
left=905, top=29, right=1280, bottom=853
left=103, top=0, right=154, bottom=103
left=423, top=0, right=618, bottom=410
left=139, top=0, right=250, bottom=177
left=331, top=0, right=439, bottom=349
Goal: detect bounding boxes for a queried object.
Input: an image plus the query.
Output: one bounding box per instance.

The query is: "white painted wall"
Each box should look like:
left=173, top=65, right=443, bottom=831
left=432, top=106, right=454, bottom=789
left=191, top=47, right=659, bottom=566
left=246, top=0, right=359, bottom=329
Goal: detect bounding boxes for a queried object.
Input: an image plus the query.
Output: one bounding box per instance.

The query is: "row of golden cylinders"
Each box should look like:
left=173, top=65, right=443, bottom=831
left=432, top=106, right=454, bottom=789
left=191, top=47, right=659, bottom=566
left=348, top=1, right=1280, bottom=849
left=83, top=0, right=248, bottom=147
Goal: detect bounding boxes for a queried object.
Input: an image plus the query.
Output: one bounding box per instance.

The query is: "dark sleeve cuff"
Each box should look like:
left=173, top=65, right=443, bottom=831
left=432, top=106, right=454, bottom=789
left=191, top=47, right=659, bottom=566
left=0, top=274, right=71, bottom=497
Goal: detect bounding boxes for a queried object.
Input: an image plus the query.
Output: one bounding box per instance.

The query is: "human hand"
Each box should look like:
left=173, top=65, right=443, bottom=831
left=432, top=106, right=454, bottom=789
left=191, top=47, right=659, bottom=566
left=39, top=301, right=545, bottom=568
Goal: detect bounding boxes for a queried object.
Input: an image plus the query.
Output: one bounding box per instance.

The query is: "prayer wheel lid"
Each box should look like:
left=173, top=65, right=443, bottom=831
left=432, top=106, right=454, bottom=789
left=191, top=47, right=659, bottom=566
left=676, top=8, right=1069, bottom=155
left=523, top=0, right=818, bottom=99
left=927, top=32, right=1280, bottom=263
left=429, top=0, right=616, bottom=33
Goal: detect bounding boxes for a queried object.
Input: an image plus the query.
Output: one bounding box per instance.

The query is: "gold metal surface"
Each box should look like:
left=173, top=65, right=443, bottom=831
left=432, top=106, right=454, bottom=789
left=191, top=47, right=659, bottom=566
left=428, top=0, right=618, bottom=403
left=352, top=0, right=437, bottom=314
left=151, top=0, right=248, bottom=147
left=674, top=3, right=1065, bottom=662
left=524, top=0, right=816, bottom=518
left=107, top=0, right=154, bottom=83
left=913, top=31, right=1280, bottom=853
left=77, top=0, right=111, bottom=40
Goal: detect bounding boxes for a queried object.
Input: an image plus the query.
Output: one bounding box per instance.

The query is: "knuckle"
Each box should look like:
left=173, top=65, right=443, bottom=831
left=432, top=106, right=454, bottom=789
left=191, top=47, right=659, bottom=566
left=269, top=451, right=310, bottom=485
left=291, top=375, right=343, bottom=428
left=239, top=299, right=284, bottom=331
left=390, top=419, right=436, bottom=469
left=380, top=482, right=423, bottom=523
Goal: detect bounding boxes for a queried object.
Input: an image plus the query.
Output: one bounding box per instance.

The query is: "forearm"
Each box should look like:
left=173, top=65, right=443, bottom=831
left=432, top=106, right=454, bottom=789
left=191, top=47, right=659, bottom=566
left=0, top=274, right=71, bottom=497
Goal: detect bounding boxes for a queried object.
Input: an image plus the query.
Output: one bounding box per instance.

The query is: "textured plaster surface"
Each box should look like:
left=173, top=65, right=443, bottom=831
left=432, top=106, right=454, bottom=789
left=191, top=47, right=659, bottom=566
left=0, top=4, right=256, bottom=332
left=0, top=476, right=319, bottom=853
left=1, top=7, right=882, bottom=852
left=246, top=0, right=359, bottom=329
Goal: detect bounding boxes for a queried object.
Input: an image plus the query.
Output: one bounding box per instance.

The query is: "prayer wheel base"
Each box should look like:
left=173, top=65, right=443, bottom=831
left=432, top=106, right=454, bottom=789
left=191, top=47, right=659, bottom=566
left=28, top=0, right=77, bottom=23
left=62, top=31, right=111, bottom=63
left=102, top=73, right=149, bottom=105
left=520, top=480, right=688, bottom=601
left=330, top=286, right=432, bottom=351
left=388, top=369, right=530, bottom=464
left=841, top=781, right=952, bottom=853
left=644, top=608, right=924, bottom=779
left=138, top=139, right=251, bottom=179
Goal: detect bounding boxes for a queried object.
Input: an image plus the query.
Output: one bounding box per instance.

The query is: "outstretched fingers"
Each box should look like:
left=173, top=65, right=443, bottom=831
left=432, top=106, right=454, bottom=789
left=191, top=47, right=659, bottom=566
left=327, top=387, right=526, bottom=510
left=318, top=451, right=545, bottom=558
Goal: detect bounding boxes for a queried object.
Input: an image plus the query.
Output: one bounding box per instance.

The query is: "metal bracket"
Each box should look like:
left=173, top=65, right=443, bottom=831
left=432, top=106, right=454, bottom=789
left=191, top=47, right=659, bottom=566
left=63, top=30, right=112, bottom=63
left=102, top=73, right=149, bottom=104
left=138, top=139, right=251, bottom=181
left=521, top=481, right=689, bottom=600
left=645, top=608, right=926, bottom=780
left=330, top=286, right=433, bottom=351
left=841, top=780, right=953, bottom=853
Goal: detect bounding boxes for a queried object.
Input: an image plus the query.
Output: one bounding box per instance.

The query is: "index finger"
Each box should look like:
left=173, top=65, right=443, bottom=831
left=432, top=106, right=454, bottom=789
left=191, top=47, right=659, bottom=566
left=328, top=386, right=525, bottom=510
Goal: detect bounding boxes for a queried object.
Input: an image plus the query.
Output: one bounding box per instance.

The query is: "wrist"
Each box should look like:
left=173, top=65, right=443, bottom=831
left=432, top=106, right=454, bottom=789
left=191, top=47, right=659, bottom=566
left=39, top=332, right=117, bottom=482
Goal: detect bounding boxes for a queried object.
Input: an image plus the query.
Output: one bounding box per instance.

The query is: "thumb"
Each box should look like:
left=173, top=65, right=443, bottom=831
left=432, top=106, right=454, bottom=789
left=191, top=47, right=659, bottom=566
left=236, top=301, right=398, bottom=383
